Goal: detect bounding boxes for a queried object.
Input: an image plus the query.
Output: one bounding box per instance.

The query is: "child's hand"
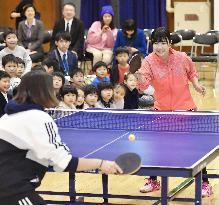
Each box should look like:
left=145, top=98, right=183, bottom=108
left=194, top=84, right=206, bottom=96
left=102, top=25, right=110, bottom=33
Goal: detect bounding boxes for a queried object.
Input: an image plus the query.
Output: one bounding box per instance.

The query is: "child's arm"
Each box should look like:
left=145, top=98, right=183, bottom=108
left=190, top=77, right=206, bottom=96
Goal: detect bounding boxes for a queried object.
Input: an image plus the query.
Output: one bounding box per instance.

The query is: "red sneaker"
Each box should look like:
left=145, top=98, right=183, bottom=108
left=202, top=182, right=213, bottom=197
left=140, top=178, right=160, bottom=193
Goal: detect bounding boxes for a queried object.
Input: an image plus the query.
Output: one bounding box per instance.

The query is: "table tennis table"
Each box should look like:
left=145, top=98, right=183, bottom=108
left=39, top=109, right=219, bottom=205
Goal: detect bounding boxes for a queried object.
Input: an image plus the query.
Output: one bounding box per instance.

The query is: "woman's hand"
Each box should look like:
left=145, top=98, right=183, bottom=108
left=194, top=84, right=206, bottom=96
left=11, top=12, right=21, bottom=18
left=99, top=160, right=123, bottom=175
left=102, top=25, right=110, bottom=33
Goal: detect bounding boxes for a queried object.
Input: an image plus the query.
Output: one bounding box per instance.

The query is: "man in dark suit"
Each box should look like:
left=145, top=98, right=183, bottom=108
left=51, top=2, right=85, bottom=60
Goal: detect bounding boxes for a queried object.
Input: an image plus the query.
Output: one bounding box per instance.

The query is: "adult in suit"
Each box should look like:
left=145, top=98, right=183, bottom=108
left=51, top=2, right=85, bottom=60
left=17, top=4, right=44, bottom=63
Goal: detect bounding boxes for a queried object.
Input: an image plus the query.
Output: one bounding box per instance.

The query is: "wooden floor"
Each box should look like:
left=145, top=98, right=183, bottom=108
left=38, top=66, right=219, bottom=205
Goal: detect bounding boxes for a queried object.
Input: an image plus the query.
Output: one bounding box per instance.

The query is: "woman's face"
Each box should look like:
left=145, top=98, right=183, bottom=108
left=25, top=7, right=35, bottom=19
left=102, top=13, right=112, bottom=26
left=153, top=41, right=170, bottom=60
left=126, top=30, right=135, bottom=38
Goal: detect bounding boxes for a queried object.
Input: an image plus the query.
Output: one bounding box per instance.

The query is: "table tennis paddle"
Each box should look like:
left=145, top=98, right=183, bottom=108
left=115, top=152, right=141, bottom=174
left=129, top=53, right=142, bottom=74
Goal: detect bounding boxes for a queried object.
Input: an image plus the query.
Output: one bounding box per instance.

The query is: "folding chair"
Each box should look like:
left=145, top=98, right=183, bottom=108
left=191, top=33, right=219, bottom=84
left=175, top=29, right=196, bottom=55
left=144, top=29, right=154, bottom=54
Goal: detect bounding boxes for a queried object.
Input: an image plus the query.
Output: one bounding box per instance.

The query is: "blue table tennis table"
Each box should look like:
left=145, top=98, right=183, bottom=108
left=40, top=109, right=219, bottom=205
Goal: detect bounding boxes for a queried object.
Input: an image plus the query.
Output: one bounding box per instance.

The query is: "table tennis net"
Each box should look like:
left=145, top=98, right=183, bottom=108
left=46, top=109, right=219, bottom=133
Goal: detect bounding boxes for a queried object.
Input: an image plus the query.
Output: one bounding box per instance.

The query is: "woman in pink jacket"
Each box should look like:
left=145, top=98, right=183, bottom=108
left=86, top=5, right=117, bottom=66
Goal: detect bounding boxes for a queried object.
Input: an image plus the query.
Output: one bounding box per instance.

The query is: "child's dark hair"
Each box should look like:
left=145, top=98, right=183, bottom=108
left=124, top=72, right=136, bottom=81
left=83, top=84, right=98, bottom=97
left=3, top=28, right=17, bottom=40
left=69, top=68, right=84, bottom=78
left=60, top=85, right=78, bottom=98
left=2, top=54, right=18, bottom=67
left=122, top=19, right=137, bottom=36
left=115, top=47, right=129, bottom=56
left=92, top=61, right=107, bottom=72
left=0, top=70, right=10, bottom=80
left=55, top=32, right=71, bottom=42
left=151, top=27, right=171, bottom=44
left=52, top=71, right=65, bottom=86
left=16, top=57, right=25, bottom=66
left=98, top=82, right=113, bottom=98
left=42, top=58, right=60, bottom=72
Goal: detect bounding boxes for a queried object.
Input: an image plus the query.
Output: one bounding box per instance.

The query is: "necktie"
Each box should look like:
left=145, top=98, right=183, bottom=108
left=66, top=23, right=70, bottom=33
left=62, top=54, right=69, bottom=75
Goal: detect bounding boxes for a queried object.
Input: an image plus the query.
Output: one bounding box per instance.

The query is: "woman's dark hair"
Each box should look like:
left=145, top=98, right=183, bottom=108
left=83, top=84, right=98, bottom=97
left=14, top=70, right=58, bottom=108
left=22, top=4, right=37, bottom=17
left=122, top=19, right=137, bottom=37
left=151, top=27, right=171, bottom=44
left=52, top=71, right=65, bottom=86
left=101, top=17, right=115, bottom=30
left=60, top=85, right=78, bottom=98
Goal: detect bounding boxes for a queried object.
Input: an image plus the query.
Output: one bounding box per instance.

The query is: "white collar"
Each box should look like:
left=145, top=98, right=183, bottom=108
left=25, top=18, right=36, bottom=26
left=57, top=49, right=67, bottom=59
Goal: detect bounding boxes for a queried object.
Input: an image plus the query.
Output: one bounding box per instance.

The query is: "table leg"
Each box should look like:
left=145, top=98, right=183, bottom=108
left=102, top=174, right=108, bottom=203
left=69, top=172, right=76, bottom=202
left=161, top=176, right=168, bottom=205
left=195, top=171, right=202, bottom=205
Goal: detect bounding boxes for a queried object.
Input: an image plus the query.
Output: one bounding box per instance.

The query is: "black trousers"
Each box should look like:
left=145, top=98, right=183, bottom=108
left=1, top=191, right=46, bottom=205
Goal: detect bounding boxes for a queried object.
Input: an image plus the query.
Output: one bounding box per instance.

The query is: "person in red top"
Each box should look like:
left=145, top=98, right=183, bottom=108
left=136, top=27, right=206, bottom=111
left=136, top=27, right=212, bottom=197
left=110, top=47, right=129, bottom=85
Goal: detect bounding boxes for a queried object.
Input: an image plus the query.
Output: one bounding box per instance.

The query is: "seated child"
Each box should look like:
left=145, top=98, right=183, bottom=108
left=16, top=57, right=25, bottom=78
left=0, top=29, right=32, bottom=73
left=2, top=54, right=21, bottom=94
left=96, top=82, right=115, bottom=108
left=110, top=47, right=129, bottom=85
left=113, top=84, right=126, bottom=109
left=52, top=71, right=65, bottom=100
left=48, top=32, right=78, bottom=76
left=57, top=85, right=78, bottom=109
left=123, top=73, right=139, bottom=109
left=83, top=84, right=98, bottom=108
left=70, top=68, right=85, bottom=88
left=91, top=61, right=110, bottom=87
left=76, top=88, right=85, bottom=109
left=0, top=70, right=11, bottom=117
left=42, top=57, right=60, bottom=74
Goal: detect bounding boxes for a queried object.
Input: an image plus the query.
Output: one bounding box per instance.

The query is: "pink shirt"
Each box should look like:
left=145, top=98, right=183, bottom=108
left=86, top=21, right=117, bottom=50
left=138, top=48, right=198, bottom=111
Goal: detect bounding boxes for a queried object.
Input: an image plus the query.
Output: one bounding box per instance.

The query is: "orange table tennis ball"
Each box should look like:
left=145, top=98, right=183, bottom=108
left=128, top=134, right=136, bottom=141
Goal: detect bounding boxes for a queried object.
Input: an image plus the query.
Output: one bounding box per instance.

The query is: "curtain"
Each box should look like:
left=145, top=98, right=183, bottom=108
left=80, top=0, right=112, bottom=29
left=119, top=0, right=167, bottom=29
left=80, top=0, right=167, bottom=29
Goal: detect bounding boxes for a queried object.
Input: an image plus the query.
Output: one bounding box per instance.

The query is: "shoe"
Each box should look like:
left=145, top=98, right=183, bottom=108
left=139, top=178, right=160, bottom=193
left=202, top=182, right=213, bottom=197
